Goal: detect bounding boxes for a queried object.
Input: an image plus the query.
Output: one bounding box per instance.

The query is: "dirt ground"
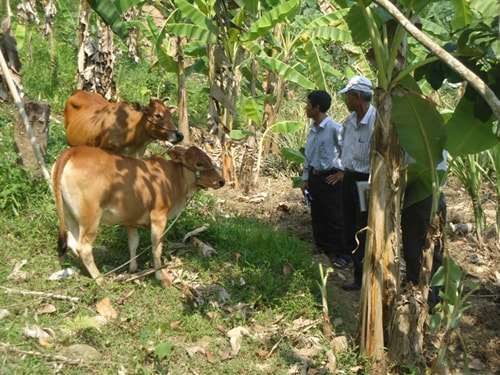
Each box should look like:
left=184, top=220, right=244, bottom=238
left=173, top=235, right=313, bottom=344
left=209, top=161, right=500, bottom=374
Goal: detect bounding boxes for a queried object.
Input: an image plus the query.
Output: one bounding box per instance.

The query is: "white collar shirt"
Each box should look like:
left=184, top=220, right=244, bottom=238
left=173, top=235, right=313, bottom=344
left=340, top=104, right=376, bottom=174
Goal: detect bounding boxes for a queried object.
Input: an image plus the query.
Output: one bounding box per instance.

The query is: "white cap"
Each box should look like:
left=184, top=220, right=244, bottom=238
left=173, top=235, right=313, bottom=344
left=338, top=75, right=373, bottom=94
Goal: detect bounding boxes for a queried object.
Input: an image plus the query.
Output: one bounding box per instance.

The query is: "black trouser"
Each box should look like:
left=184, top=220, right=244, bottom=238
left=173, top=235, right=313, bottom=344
left=402, top=193, right=447, bottom=308
left=342, top=171, right=369, bottom=285
left=308, top=171, right=344, bottom=256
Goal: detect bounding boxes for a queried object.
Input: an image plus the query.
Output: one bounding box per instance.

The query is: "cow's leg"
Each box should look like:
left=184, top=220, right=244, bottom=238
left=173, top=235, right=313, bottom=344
left=150, top=214, right=170, bottom=287
left=127, top=227, right=139, bottom=273
left=76, top=221, right=102, bottom=284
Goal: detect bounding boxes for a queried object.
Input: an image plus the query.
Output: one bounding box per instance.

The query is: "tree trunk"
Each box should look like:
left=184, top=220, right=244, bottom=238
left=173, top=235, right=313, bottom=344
left=77, top=0, right=116, bottom=99
left=14, top=100, right=50, bottom=177
left=359, top=89, right=403, bottom=372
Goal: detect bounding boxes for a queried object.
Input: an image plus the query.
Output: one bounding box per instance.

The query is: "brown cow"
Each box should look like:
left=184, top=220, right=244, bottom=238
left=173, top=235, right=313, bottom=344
left=52, top=145, right=224, bottom=286
left=63, top=90, right=184, bottom=157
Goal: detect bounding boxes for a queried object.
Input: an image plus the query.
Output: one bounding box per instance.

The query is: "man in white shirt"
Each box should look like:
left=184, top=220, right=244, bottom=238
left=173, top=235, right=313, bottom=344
left=335, top=76, right=376, bottom=291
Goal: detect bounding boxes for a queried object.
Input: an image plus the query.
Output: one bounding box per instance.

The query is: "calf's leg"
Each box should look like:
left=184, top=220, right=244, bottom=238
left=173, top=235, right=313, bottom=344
left=150, top=214, right=170, bottom=287
left=127, top=227, right=139, bottom=273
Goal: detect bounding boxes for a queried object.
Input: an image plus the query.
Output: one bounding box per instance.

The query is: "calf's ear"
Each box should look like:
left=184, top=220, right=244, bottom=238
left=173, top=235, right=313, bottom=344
left=168, top=105, right=177, bottom=114
left=166, top=147, right=185, bottom=161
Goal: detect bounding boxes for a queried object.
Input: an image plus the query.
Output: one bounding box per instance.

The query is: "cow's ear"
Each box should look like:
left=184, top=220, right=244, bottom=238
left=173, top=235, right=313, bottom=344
left=168, top=105, right=177, bottom=114
left=131, top=102, right=143, bottom=112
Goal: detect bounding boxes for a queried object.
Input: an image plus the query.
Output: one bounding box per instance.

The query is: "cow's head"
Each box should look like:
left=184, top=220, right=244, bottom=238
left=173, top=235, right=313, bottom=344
left=168, top=146, right=225, bottom=190
left=135, top=98, right=184, bottom=144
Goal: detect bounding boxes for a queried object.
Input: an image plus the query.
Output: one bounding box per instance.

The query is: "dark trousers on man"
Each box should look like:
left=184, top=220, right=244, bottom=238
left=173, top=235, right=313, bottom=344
left=308, top=172, right=344, bottom=256
left=342, top=171, right=369, bottom=286
left=402, top=193, right=447, bottom=308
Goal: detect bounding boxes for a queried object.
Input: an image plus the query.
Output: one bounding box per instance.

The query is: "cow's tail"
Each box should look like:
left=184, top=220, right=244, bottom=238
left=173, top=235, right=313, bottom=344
left=52, top=149, right=72, bottom=257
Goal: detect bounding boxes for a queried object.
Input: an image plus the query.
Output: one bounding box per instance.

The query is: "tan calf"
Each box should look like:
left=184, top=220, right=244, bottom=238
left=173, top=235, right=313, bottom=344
left=63, top=90, right=184, bottom=157
left=52, top=145, right=224, bottom=286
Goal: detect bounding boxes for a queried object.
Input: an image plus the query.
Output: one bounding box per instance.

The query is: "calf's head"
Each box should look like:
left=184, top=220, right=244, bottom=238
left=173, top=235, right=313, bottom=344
left=134, top=98, right=184, bottom=144
left=168, top=146, right=225, bottom=190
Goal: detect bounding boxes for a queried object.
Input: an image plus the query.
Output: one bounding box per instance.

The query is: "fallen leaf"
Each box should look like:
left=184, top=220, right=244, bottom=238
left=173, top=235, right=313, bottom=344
left=39, top=338, right=53, bottom=348
left=36, top=304, right=57, bottom=315
left=292, top=347, right=318, bottom=361
left=186, top=346, right=205, bottom=357
left=220, top=347, right=232, bottom=361
left=48, top=267, right=79, bottom=281
left=330, top=336, right=349, bottom=353
left=8, top=259, right=27, bottom=280
left=0, top=309, right=10, bottom=320
left=469, top=358, right=486, bottom=371
left=248, top=192, right=267, bottom=203
left=257, top=349, right=269, bottom=357
left=205, top=349, right=215, bottom=363
left=96, top=297, right=118, bottom=321
left=23, top=325, right=55, bottom=342
left=326, top=349, right=337, bottom=373
left=206, top=311, right=218, bottom=320
left=170, top=320, right=183, bottom=329
left=227, top=326, right=249, bottom=355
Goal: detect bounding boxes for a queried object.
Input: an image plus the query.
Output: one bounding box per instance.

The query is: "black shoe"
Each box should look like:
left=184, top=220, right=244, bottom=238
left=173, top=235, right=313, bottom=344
left=342, top=282, right=361, bottom=291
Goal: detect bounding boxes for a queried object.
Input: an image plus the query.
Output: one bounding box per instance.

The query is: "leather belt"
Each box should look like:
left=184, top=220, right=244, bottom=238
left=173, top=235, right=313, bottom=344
left=310, top=167, right=341, bottom=176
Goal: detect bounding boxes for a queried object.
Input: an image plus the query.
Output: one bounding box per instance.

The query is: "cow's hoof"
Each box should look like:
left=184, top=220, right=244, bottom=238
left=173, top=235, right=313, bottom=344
left=95, top=276, right=106, bottom=286
left=159, top=272, right=173, bottom=287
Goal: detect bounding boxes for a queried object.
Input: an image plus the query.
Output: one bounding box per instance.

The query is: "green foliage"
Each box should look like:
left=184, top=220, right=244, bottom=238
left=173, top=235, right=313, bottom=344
left=18, top=28, right=78, bottom=112
left=429, top=257, right=479, bottom=373
left=154, top=341, right=172, bottom=361
left=0, top=116, right=50, bottom=215
left=87, top=0, right=141, bottom=41
left=392, top=76, right=447, bottom=169
left=63, top=315, right=102, bottom=333
left=448, top=152, right=491, bottom=243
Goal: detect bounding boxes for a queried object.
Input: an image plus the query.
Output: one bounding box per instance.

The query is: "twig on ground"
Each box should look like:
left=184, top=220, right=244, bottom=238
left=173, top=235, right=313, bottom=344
left=0, top=342, right=85, bottom=366
left=1, top=287, right=79, bottom=303
left=122, top=263, right=171, bottom=283
left=266, top=336, right=285, bottom=359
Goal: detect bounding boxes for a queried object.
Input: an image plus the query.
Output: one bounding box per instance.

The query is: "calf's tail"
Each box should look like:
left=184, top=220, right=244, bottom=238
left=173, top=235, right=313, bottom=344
left=52, top=150, right=72, bottom=257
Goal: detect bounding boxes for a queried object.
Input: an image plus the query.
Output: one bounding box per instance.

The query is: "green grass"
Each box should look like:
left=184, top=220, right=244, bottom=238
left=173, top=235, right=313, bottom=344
left=0, top=117, right=364, bottom=374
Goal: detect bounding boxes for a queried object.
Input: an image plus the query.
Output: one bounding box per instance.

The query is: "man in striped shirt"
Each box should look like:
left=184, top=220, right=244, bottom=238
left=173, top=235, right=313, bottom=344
left=335, top=76, right=376, bottom=291
left=301, top=90, right=345, bottom=259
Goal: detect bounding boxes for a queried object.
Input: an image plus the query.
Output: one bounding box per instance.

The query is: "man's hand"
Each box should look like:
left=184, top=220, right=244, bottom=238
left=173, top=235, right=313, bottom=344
left=325, top=171, right=344, bottom=185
